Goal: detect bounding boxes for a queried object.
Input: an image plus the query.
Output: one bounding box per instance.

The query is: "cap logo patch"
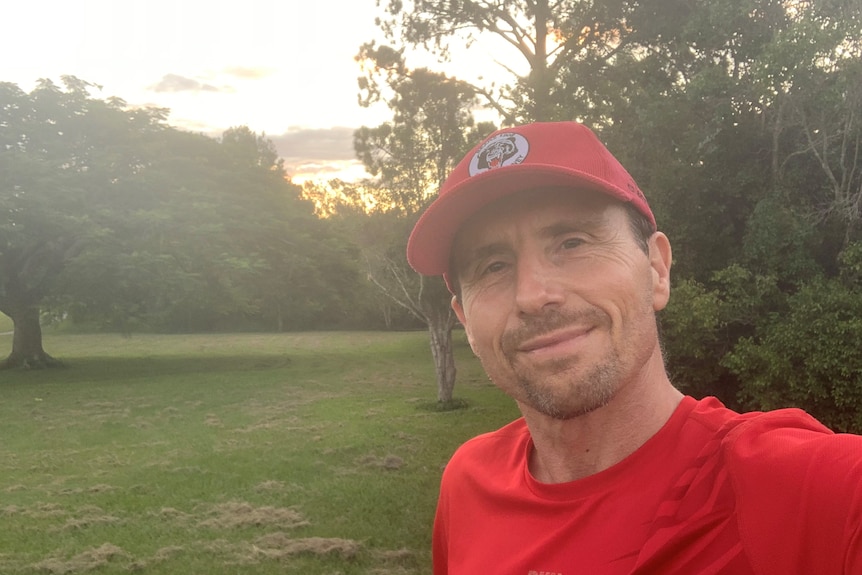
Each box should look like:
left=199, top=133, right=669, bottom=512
left=468, top=132, right=529, bottom=176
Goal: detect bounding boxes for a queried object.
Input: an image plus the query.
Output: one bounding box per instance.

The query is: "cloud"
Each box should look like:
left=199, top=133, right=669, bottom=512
left=149, top=74, right=230, bottom=93
left=269, top=126, right=356, bottom=163
left=223, top=66, right=274, bottom=79
left=268, top=126, right=368, bottom=182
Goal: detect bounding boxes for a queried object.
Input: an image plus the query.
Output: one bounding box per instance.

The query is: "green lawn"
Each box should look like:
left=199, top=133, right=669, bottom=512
left=0, top=312, right=11, bottom=333
left=0, top=331, right=518, bottom=574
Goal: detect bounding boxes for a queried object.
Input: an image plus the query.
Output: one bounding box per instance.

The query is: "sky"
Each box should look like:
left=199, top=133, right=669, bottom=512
left=1, top=0, right=408, bottom=183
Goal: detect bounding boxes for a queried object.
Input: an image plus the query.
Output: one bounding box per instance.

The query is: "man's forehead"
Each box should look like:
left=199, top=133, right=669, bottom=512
left=449, top=188, right=621, bottom=266
left=455, top=188, right=616, bottom=239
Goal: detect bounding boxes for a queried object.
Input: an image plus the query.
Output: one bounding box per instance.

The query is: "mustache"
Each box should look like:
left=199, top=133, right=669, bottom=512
left=501, top=308, right=607, bottom=354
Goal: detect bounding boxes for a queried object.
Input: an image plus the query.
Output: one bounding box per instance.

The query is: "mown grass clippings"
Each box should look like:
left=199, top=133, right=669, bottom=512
left=31, top=543, right=131, bottom=575
left=250, top=532, right=362, bottom=560
left=197, top=501, right=309, bottom=530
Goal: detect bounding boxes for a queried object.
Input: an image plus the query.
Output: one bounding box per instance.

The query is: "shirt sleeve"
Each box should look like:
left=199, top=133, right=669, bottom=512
left=724, top=409, right=862, bottom=575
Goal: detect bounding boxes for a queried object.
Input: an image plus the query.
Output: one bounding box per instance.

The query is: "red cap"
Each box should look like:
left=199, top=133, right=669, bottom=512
left=406, top=121, right=655, bottom=280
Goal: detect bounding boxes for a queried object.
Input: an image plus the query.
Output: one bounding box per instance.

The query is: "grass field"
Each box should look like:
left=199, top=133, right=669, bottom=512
left=0, top=330, right=519, bottom=574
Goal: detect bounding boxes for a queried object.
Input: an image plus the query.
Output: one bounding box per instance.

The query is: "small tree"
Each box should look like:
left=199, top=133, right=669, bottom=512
left=361, top=210, right=459, bottom=402
left=354, top=60, right=490, bottom=402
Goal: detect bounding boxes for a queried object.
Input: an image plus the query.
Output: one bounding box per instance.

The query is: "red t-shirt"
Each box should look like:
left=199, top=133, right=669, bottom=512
left=433, top=396, right=862, bottom=575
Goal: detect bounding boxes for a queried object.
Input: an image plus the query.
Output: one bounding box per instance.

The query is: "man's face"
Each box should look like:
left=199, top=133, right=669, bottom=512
left=450, top=188, right=671, bottom=420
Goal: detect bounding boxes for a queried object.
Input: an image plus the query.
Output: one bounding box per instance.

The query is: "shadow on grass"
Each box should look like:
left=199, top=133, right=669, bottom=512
left=0, top=354, right=299, bottom=385
left=414, top=398, right=471, bottom=412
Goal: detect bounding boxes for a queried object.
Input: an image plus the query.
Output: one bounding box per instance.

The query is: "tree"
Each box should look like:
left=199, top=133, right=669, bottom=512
left=0, top=77, right=172, bottom=367
left=353, top=62, right=490, bottom=402
left=209, top=127, right=365, bottom=332
left=365, top=0, right=643, bottom=123
left=757, top=4, right=862, bottom=245
left=54, top=123, right=364, bottom=335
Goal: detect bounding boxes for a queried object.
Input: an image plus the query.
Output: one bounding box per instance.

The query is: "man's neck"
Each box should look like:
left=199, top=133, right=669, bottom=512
left=520, top=371, right=683, bottom=484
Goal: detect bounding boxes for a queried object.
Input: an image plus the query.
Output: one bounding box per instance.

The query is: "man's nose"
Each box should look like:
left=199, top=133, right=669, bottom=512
left=513, top=257, right=564, bottom=315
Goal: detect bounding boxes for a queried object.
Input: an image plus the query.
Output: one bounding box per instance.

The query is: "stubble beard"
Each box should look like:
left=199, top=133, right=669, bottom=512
left=515, top=355, right=621, bottom=419
left=494, top=308, right=623, bottom=420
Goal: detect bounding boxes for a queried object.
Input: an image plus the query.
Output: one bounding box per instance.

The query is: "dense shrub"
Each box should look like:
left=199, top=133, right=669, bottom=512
left=723, top=260, right=862, bottom=433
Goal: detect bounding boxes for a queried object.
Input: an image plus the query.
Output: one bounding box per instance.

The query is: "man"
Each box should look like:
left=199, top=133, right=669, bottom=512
left=406, top=122, right=862, bottom=574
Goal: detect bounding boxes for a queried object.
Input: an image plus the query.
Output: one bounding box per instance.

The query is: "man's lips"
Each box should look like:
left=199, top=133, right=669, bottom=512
left=516, top=326, right=594, bottom=354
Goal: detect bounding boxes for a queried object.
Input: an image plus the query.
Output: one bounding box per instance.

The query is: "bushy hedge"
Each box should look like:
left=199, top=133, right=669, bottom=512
left=662, top=243, right=862, bottom=433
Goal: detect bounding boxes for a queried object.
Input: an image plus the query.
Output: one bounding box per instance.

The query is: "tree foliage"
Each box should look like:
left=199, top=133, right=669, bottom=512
left=366, top=0, right=644, bottom=122
left=355, top=62, right=480, bottom=212
left=1, top=78, right=363, bottom=367
left=724, top=245, right=862, bottom=432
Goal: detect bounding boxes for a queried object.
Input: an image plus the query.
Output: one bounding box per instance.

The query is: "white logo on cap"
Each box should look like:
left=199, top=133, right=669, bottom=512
left=468, top=132, right=529, bottom=176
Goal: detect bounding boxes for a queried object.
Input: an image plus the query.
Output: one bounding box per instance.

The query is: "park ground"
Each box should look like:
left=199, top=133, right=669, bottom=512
left=0, top=329, right=517, bottom=574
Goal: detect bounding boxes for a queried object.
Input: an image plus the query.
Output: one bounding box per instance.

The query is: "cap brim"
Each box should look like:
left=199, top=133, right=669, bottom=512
left=406, top=164, right=637, bottom=276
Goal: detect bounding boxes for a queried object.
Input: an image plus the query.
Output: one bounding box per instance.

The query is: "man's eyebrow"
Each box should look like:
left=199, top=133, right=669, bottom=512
left=451, top=240, right=511, bottom=278
left=460, top=241, right=510, bottom=267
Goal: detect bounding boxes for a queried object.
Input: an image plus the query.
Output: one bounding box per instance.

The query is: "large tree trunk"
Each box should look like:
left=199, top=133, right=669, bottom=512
left=1, top=306, right=61, bottom=369
left=428, top=316, right=456, bottom=403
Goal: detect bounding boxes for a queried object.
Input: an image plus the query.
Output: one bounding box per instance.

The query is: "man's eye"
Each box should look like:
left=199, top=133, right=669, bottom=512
left=482, top=261, right=507, bottom=275
left=561, top=237, right=585, bottom=250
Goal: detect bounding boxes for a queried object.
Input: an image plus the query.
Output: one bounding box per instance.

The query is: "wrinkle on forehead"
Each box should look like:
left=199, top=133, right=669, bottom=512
left=449, top=187, right=618, bottom=277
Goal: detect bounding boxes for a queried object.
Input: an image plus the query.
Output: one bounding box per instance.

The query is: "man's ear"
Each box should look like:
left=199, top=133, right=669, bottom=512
left=451, top=295, right=476, bottom=353
left=451, top=295, right=466, bottom=324
left=649, top=232, right=672, bottom=312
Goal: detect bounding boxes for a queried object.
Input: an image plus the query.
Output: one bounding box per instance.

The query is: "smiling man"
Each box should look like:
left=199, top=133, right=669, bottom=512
left=407, top=122, right=862, bottom=575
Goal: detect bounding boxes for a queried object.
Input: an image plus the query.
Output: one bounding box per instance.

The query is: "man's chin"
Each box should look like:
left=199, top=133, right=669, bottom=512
left=514, top=371, right=619, bottom=420
left=533, top=394, right=615, bottom=420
